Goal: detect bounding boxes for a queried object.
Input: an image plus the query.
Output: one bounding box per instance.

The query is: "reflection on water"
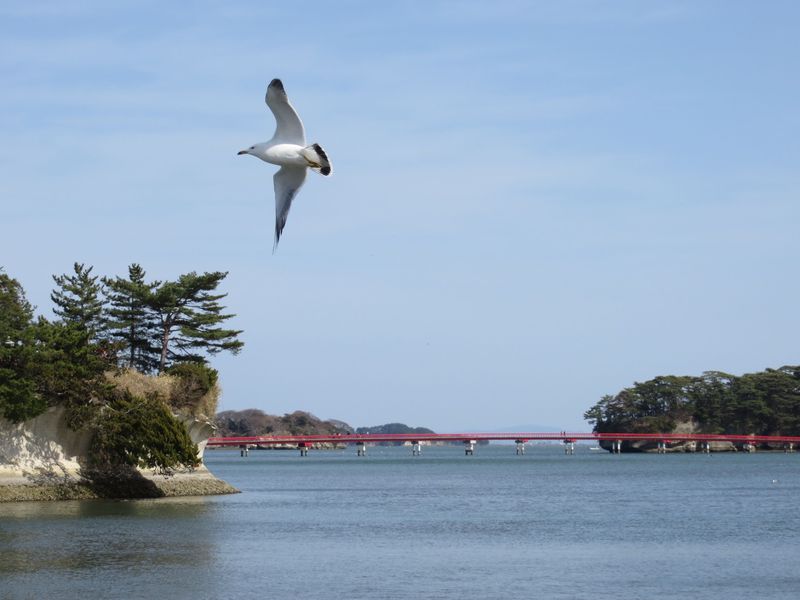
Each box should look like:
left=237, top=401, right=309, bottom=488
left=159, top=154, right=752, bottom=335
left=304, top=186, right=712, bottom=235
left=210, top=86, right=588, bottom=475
left=1, top=497, right=218, bottom=598
left=2, top=495, right=211, bottom=521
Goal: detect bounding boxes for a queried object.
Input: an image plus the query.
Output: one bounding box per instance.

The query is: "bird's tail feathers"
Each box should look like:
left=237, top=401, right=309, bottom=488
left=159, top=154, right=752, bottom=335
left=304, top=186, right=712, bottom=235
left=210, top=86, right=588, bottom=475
left=301, top=143, right=332, bottom=176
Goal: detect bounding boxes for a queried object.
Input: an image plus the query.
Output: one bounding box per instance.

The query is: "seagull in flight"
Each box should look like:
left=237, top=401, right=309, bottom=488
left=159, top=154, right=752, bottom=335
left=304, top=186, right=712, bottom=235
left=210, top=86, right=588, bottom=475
left=238, top=79, right=332, bottom=249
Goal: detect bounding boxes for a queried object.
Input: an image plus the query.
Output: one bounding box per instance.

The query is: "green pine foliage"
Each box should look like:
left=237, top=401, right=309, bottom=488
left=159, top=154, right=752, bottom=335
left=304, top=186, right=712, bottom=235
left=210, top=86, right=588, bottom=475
left=585, top=366, right=800, bottom=436
left=0, top=271, right=43, bottom=422
left=104, top=266, right=244, bottom=373
left=88, top=389, right=200, bottom=473
left=148, top=271, right=244, bottom=372
left=51, top=263, right=106, bottom=340
left=31, top=319, right=113, bottom=428
left=103, top=264, right=160, bottom=373
left=1, top=272, right=112, bottom=423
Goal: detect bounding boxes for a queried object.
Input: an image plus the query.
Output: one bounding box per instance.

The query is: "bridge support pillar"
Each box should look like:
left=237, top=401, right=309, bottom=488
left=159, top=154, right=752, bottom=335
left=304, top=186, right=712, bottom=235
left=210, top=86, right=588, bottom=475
left=515, top=440, right=525, bottom=455
left=657, top=442, right=666, bottom=454
left=464, top=440, right=476, bottom=456
left=564, top=440, right=575, bottom=455
left=785, top=443, right=795, bottom=453
left=703, top=441, right=711, bottom=454
left=411, top=441, right=422, bottom=456
left=240, top=445, right=249, bottom=457
left=613, top=440, right=622, bottom=454
left=356, top=442, right=367, bottom=456
left=298, top=444, right=309, bottom=457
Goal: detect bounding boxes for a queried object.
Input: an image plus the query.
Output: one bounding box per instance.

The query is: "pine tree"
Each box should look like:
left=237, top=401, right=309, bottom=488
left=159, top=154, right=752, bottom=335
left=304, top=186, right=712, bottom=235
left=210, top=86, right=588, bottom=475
left=1, top=268, right=113, bottom=423
left=148, top=271, right=244, bottom=372
left=103, top=264, right=160, bottom=373
left=0, top=270, right=44, bottom=421
left=51, top=263, right=106, bottom=340
left=0, top=268, right=33, bottom=339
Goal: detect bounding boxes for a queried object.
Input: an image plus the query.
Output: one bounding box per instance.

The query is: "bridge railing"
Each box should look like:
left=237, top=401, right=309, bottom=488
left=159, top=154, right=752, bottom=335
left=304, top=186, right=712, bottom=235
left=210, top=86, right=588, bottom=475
left=206, top=432, right=800, bottom=447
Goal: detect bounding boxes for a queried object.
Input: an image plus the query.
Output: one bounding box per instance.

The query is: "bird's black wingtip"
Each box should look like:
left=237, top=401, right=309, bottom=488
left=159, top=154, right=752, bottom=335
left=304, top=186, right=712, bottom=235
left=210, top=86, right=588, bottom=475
left=273, top=220, right=284, bottom=253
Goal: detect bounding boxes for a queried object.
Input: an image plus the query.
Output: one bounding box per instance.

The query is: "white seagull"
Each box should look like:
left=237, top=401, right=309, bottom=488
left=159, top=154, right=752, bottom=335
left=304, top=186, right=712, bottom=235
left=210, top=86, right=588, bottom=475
left=238, top=78, right=332, bottom=249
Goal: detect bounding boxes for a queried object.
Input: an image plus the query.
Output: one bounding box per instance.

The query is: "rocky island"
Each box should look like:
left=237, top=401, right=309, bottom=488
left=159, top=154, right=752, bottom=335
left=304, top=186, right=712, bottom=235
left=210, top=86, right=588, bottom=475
left=584, top=365, right=800, bottom=452
left=0, top=265, right=242, bottom=502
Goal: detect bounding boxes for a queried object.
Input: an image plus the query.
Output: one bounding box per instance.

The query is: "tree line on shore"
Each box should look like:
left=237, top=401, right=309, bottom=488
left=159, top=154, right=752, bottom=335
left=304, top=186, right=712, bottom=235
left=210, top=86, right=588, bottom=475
left=0, top=264, right=243, bottom=472
left=214, top=409, right=436, bottom=444
left=584, top=366, right=800, bottom=436
left=215, top=409, right=351, bottom=437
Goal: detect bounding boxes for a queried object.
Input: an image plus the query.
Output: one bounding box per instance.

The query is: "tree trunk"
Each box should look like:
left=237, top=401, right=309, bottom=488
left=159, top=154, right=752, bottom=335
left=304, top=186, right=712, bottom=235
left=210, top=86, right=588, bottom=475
left=129, top=321, right=136, bottom=369
left=159, top=324, right=170, bottom=373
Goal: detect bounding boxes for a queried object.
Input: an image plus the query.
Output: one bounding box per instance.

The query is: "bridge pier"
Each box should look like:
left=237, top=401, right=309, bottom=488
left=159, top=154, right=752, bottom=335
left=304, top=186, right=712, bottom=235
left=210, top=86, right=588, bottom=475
left=206, top=432, right=800, bottom=456
left=464, top=440, right=476, bottom=456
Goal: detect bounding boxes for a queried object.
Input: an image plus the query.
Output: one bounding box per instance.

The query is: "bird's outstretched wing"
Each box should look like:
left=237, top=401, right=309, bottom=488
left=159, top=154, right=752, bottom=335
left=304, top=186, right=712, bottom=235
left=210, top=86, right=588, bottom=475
left=266, top=79, right=306, bottom=145
left=273, top=166, right=307, bottom=249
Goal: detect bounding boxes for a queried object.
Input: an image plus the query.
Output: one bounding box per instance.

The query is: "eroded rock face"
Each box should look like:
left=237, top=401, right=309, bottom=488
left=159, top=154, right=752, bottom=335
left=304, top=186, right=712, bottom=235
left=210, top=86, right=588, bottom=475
left=178, top=414, right=217, bottom=458
left=0, top=407, right=90, bottom=483
left=0, top=407, right=237, bottom=502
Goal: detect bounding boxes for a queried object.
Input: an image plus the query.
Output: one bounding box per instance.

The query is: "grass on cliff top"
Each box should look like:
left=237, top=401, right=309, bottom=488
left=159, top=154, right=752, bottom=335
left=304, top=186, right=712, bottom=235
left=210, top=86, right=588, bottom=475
left=107, top=365, right=220, bottom=420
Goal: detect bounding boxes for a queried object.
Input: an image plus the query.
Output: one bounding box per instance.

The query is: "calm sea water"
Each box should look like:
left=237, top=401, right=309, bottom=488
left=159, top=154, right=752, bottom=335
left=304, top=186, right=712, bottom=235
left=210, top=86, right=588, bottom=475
left=2, top=445, right=799, bottom=599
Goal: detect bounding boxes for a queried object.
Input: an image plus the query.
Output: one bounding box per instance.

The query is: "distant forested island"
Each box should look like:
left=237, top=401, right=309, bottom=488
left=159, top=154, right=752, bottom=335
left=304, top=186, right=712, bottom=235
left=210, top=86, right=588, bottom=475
left=585, top=365, right=800, bottom=436
left=355, top=423, right=435, bottom=435
left=215, top=409, right=434, bottom=445
left=215, top=409, right=352, bottom=437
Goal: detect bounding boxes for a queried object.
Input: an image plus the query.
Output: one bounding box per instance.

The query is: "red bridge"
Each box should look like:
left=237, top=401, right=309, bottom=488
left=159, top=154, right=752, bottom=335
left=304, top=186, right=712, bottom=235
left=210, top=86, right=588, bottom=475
left=207, top=432, right=800, bottom=456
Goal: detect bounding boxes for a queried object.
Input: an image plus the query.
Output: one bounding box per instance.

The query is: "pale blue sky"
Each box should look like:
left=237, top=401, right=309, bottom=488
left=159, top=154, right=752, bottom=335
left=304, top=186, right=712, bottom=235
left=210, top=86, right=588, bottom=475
left=2, top=1, right=798, bottom=431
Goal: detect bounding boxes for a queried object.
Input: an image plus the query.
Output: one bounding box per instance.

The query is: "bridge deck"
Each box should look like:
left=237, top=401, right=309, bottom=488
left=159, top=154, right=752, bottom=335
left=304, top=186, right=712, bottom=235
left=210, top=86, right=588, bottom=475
left=206, top=432, right=800, bottom=447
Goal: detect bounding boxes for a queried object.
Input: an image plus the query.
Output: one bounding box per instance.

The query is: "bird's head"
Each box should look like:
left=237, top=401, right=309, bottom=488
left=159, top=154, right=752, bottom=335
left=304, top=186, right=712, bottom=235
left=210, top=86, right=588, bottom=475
left=237, top=144, right=257, bottom=157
